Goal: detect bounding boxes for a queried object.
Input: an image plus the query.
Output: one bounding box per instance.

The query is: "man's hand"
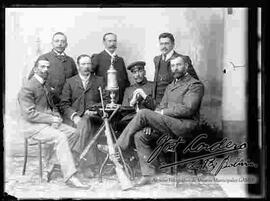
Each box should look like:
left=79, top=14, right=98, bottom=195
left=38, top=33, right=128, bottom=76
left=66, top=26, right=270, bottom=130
left=155, top=109, right=163, bottom=115
left=133, top=88, right=147, bottom=99
left=130, top=88, right=147, bottom=107
left=84, top=110, right=97, bottom=117
left=109, top=153, right=121, bottom=162
left=73, top=115, right=81, bottom=126
left=143, top=127, right=152, bottom=135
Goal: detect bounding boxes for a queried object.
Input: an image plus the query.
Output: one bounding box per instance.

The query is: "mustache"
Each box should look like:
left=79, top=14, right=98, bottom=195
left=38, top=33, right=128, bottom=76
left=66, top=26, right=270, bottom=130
left=172, top=70, right=184, bottom=74
left=162, top=48, right=168, bottom=51
left=109, top=45, right=116, bottom=48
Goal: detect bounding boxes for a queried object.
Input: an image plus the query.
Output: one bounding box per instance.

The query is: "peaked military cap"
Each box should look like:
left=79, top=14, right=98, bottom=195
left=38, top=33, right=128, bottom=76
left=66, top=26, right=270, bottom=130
left=127, top=61, right=146, bottom=71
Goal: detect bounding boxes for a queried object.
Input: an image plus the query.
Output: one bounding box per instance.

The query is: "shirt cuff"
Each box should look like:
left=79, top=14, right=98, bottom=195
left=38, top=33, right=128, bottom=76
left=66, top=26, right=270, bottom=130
left=70, top=112, right=78, bottom=121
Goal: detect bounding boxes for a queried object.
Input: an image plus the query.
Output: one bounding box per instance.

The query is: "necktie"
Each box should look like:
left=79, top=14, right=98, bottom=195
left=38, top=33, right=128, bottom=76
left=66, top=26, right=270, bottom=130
left=43, top=84, right=54, bottom=109
left=162, top=54, right=166, bottom=62
left=83, top=79, right=89, bottom=90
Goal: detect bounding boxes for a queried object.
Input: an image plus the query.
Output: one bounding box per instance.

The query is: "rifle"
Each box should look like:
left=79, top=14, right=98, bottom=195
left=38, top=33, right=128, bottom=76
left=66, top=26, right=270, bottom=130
left=98, top=87, right=133, bottom=191
left=79, top=106, right=119, bottom=161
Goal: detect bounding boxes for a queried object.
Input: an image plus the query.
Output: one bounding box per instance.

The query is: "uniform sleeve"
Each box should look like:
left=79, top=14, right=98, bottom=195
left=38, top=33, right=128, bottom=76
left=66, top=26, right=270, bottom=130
left=18, top=86, right=54, bottom=123
left=59, top=80, right=76, bottom=119
left=163, top=82, right=204, bottom=118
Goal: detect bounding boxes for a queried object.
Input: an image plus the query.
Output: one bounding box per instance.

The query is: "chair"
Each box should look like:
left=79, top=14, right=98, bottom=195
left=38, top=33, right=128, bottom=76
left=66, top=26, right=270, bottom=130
left=22, top=138, right=48, bottom=182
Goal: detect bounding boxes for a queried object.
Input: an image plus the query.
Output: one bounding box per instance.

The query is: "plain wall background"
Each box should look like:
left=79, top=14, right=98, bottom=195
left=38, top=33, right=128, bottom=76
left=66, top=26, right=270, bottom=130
left=5, top=8, right=225, bottom=144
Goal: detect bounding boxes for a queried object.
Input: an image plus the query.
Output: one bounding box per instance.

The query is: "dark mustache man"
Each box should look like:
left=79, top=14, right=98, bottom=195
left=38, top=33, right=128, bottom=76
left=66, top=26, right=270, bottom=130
left=152, top=32, right=199, bottom=105
left=92, top=33, right=130, bottom=104
left=60, top=54, right=107, bottom=178
left=101, top=55, right=204, bottom=187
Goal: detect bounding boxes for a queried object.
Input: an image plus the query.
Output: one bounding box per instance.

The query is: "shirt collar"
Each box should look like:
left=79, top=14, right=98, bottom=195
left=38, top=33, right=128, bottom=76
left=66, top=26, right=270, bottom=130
left=78, top=73, right=90, bottom=82
left=53, top=49, right=66, bottom=56
left=34, top=74, right=45, bottom=85
left=164, top=49, right=174, bottom=61
left=105, top=48, right=117, bottom=57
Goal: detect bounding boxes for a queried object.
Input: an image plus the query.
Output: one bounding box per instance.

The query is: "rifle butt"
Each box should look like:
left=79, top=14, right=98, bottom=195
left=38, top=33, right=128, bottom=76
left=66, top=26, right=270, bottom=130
left=115, top=165, right=133, bottom=190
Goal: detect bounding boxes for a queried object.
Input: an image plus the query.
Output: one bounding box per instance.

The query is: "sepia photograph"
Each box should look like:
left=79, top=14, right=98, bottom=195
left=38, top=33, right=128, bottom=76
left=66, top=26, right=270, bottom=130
left=3, top=6, right=264, bottom=199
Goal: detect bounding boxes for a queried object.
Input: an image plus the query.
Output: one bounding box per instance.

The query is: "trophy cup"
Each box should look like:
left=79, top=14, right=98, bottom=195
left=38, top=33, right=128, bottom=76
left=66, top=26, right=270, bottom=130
left=106, top=56, right=119, bottom=109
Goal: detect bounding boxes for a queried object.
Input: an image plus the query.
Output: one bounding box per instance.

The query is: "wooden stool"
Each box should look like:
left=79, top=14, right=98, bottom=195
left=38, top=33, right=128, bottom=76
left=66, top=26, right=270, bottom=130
left=22, top=138, right=46, bottom=182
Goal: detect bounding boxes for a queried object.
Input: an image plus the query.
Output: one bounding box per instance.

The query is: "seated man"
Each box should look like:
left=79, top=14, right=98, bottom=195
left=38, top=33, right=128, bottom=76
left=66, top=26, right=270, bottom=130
left=103, top=55, right=204, bottom=186
left=60, top=54, right=106, bottom=177
left=119, top=61, right=155, bottom=129
left=122, top=61, right=155, bottom=110
left=18, top=58, right=89, bottom=188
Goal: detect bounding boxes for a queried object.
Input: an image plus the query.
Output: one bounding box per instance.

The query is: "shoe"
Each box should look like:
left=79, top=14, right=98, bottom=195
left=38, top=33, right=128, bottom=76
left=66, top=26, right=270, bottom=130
left=135, top=176, right=152, bottom=187
left=66, top=176, right=90, bottom=189
left=44, top=164, right=61, bottom=182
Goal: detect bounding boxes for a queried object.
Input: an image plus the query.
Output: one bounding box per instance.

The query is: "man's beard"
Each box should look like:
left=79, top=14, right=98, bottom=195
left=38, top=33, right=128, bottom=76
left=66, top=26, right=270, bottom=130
left=172, top=71, right=185, bottom=79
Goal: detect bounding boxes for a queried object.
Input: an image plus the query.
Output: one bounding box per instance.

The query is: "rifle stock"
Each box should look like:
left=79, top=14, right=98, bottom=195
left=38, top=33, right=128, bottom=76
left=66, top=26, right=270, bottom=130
left=99, top=86, right=133, bottom=191
left=103, top=118, right=133, bottom=190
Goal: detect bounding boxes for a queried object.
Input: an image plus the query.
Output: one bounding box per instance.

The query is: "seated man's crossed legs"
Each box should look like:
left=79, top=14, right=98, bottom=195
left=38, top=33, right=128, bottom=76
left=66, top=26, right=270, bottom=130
left=99, top=109, right=197, bottom=186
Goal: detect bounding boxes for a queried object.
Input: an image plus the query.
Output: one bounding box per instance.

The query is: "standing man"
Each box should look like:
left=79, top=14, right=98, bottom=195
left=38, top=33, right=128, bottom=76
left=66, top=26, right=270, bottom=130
left=114, top=55, right=204, bottom=186
left=92, top=33, right=130, bottom=104
left=18, top=58, right=89, bottom=188
left=60, top=54, right=106, bottom=177
left=152, top=32, right=199, bottom=105
left=28, top=32, right=78, bottom=106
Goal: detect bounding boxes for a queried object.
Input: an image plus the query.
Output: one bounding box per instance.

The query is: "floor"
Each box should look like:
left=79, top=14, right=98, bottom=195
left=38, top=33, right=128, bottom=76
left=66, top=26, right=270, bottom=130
left=4, top=114, right=248, bottom=199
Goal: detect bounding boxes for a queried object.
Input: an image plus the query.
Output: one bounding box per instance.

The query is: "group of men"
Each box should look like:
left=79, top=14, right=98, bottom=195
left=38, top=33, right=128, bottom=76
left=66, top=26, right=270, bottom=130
left=18, top=31, right=204, bottom=189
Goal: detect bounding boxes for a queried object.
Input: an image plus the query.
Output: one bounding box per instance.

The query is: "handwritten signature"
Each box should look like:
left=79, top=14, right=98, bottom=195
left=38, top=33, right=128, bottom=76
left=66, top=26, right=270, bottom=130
left=146, top=133, right=256, bottom=175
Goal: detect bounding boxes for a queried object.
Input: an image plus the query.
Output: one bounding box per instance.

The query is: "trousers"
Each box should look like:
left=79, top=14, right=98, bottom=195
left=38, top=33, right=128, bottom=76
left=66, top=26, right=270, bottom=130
left=116, top=109, right=198, bottom=175
left=32, top=123, right=77, bottom=182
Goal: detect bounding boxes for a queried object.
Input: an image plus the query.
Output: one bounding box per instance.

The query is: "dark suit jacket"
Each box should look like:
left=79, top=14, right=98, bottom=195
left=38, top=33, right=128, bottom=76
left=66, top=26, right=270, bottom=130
left=18, top=76, right=57, bottom=138
left=60, top=74, right=105, bottom=125
left=152, top=51, right=199, bottom=102
left=157, top=73, right=204, bottom=122
left=92, top=50, right=130, bottom=104
left=28, top=50, right=78, bottom=105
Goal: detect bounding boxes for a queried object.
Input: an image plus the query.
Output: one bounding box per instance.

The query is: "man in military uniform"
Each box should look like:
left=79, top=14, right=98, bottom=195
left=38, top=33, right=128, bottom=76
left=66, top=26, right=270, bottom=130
left=118, top=61, right=155, bottom=139
left=122, top=61, right=155, bottom=111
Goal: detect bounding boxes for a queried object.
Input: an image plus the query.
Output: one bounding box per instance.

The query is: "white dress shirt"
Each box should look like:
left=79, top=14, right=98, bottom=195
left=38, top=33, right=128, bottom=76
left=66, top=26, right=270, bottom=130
left=163, top=49, right=174, bottom=61
left=79, top=74, right=90, bottom=90
left=105, top=48, right=117, bottom=58
left=53, top=49, right=66, bottom=56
